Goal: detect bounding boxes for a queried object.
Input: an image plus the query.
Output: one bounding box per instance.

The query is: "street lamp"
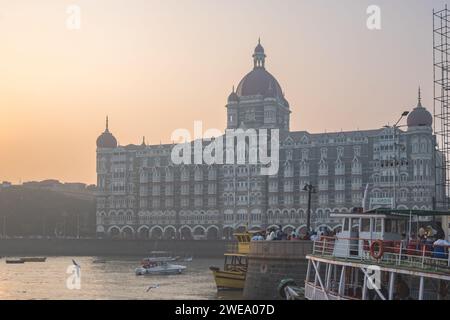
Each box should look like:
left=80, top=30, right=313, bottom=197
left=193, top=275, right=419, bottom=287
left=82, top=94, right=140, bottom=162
left=384, top=111, right=409, bottom=209
left=303, top=183, right=317, bottom=232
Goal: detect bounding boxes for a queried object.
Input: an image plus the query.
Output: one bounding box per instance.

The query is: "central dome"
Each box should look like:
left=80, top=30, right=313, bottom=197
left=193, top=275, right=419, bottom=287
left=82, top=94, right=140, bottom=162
left=235, top=40, right=284, bottom=99
left=236, top=68, right=283, bottom=98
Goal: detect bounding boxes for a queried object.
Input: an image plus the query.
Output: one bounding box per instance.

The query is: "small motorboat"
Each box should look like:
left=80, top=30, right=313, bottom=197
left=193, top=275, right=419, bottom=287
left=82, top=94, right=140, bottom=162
left=135, top=260, right=187, bottom=276
left=20, top=257, right=47, bottom=262
left=6, top=258, right=25, bottom=264
left=92, top=258, right=106, bottom=264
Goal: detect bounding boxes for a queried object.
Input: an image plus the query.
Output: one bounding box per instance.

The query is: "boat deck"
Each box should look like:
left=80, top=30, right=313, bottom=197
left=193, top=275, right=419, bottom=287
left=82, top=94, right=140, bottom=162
left=309, top=237, right=450, bottom=280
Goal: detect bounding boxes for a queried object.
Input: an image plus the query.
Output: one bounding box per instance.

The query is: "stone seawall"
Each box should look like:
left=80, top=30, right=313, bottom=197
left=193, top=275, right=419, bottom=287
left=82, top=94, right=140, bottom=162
left=243, top=241, right=313, bottom=300
left=0, top=239, right=232, bottom=258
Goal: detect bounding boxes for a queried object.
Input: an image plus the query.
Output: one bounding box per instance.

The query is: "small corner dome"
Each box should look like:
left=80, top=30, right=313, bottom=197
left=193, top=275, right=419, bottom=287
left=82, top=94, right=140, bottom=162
left=97, top=131, right=117, bottom=148
left=96, top=117, right=118, bottom=148
left=407, top=91, right=432, bottom=127
left=228, top=89, right=239, bottom=103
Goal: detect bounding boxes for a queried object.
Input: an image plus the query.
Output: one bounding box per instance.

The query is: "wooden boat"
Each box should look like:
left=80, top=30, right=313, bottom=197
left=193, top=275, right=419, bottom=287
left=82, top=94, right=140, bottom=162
left=92, top=258, right=106, bottom=264
left=20, top=257, right=47, bottom=262
left=6, top=258, right=25, bottom=264
left=210, top=253, right=248, bottom=290
left=210, top=232, right=251, bottom=291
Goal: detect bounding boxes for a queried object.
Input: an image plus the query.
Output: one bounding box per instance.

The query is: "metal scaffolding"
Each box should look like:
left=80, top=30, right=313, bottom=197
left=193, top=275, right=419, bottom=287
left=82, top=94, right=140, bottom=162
left=433, top=6, right=450, bottom=209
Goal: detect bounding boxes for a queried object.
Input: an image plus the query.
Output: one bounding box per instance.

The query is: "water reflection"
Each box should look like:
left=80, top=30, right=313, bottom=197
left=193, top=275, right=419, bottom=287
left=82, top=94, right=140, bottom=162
left=0, top=257, right=243, bottom=300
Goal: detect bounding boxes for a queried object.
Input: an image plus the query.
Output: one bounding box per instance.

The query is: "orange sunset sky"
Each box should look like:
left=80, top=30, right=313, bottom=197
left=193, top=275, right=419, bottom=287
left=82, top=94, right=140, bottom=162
left=0, top=0, right=446, bottom=184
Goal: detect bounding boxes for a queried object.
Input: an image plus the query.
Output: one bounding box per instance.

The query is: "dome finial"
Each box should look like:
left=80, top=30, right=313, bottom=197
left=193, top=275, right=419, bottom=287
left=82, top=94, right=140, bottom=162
left=97, top=115, right=117, bottom=148
left=228, top=85, right=239, bottom=102
left=418, top=86, right=422, bottom=107
left=253, top=39, right=266, bottom=69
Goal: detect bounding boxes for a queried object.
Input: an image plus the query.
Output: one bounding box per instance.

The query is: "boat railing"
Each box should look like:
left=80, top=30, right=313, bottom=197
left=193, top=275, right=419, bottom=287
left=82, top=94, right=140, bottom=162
left=311, top=236, right=450, bottom=273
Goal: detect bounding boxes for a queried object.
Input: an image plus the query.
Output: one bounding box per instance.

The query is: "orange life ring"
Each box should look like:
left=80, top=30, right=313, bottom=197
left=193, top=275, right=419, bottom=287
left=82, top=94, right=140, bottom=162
left=370, top=240, right=384, bottom=260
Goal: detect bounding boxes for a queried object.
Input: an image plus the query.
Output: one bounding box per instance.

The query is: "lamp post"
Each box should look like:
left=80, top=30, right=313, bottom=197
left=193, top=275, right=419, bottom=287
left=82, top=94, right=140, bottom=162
left=385, top=111, right=409, bottom=210
left=303, top=183, right=316, bottom=232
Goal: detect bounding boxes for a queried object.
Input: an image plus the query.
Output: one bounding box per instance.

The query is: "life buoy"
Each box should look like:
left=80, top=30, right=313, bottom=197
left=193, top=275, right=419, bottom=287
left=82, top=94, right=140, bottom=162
left=370, top=240, right=384, bottom=260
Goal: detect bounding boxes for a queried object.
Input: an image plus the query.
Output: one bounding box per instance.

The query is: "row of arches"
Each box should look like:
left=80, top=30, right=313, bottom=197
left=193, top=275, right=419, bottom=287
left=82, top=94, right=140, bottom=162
left=104, top=225, right=220, bottom=240
left=99, top=223, right=344, bottom=240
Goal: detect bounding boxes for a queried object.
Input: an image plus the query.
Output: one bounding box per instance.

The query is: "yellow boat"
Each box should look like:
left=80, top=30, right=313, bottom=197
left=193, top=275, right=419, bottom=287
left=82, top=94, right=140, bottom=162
left=210, top=232, right=251, bottom=291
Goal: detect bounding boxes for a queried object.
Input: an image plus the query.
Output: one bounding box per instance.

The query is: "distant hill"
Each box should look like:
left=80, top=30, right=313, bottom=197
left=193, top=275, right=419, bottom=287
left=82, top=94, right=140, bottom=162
left=0, top=186, right=96, bottom=237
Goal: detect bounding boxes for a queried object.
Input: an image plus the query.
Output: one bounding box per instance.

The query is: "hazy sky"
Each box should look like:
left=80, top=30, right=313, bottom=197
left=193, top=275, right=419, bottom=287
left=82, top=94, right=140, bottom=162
left=0, top=0, right=447, bottom=184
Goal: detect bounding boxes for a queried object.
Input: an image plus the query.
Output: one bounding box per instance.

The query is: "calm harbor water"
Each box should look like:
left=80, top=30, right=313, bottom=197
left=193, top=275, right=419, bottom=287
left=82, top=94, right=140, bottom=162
left=0, top=257, right=243, bottom=300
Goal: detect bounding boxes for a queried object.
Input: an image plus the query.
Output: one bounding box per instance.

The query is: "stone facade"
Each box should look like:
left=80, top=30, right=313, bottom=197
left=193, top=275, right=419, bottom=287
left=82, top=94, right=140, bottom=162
left=243, top=240, right=313, bottom=300
left=95, top=41, right=443, bottom=239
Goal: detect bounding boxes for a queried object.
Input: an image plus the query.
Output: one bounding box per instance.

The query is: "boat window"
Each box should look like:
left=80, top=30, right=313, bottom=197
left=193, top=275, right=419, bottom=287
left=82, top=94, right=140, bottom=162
left=351, top=218, right=359, bottom=231
left=385, top=219, right=393, bottom=233
left=343, top=218, right=349, bottom=231
left=398, top=220, right=406, bottom=234
left=375, top=219, right=382, bottom=233
left=361, top=218, right=370, bottom=232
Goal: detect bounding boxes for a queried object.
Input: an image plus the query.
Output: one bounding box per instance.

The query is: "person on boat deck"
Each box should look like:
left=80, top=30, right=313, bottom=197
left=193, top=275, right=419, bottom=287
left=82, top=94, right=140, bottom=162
left=433, top=235, right=450, bottom=259
left=251, top=233, right=264, bottom=241
left=433, top=235, right=450, bottom=246
left=266, top=229, right=276, bottom=241
left=275, top=225, right=283, bottom=240
left=418, top=228, right=426, bottom=241
left=290, top=231, right=298, bottom=240
left=310, top=232, right=320, bottom=242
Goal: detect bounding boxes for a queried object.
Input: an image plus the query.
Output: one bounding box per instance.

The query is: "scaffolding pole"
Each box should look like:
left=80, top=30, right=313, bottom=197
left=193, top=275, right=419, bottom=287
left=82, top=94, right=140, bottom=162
left=433, top=5, right=450, bottom=209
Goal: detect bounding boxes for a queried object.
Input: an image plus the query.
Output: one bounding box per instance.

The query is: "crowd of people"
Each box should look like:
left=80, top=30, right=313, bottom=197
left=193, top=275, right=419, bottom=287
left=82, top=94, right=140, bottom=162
left=407, top=227, right=450, bottom=259
left=251, top=225, right=336, bottom=242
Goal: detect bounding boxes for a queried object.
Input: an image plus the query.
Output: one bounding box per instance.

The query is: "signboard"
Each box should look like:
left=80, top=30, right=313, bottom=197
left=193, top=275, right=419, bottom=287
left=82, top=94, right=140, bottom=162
left=369, top=198, right=393, bottom=209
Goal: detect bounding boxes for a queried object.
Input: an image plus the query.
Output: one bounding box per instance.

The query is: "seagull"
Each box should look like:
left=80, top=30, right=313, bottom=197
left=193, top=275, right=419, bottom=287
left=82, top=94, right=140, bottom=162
left=72, top=259, right=80, bottom=268
left=146, top=284, right=160, bottom=292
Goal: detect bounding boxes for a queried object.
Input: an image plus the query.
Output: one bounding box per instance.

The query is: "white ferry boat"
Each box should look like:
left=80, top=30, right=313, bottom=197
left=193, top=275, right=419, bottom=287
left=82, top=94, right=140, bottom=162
left=303, top=209, right=450, bottom=300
